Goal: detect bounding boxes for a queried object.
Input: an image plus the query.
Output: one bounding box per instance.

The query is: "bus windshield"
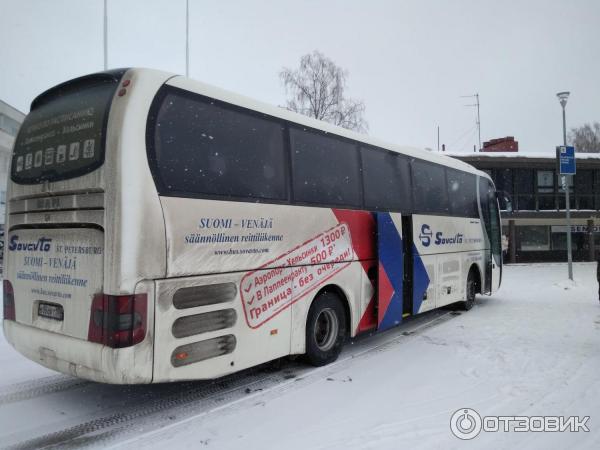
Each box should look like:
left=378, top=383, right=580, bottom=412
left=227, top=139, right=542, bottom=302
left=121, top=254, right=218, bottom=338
left=10, top=75, right=120, bottom=184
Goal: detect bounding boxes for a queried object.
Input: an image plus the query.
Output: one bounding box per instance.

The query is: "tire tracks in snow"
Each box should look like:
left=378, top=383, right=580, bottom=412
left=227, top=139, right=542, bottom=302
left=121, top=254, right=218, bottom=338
left=4, top=310, right=456, bottom=450
left=3, top=366, right=298, bottom=450
left=0, top=375, right=88, bottom=406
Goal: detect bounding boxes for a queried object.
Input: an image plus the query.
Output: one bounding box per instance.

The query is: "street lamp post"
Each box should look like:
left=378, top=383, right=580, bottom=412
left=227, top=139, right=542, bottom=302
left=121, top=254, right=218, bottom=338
left=103, top=0, right=108, bottom=70
left=557, top=91, right=573, bottom=281
left=185, top=0, right=189, bottom=77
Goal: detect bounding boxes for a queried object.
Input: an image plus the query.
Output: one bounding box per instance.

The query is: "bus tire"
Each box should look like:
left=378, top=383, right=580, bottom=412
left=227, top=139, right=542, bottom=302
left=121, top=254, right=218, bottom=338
left=305, top=292, right=347, bottom=367
left=461, top=270, right=477, bottom=310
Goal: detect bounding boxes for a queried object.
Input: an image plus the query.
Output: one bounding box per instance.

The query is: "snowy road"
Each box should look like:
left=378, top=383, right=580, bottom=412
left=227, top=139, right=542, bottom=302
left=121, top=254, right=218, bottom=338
left=1, top=263, right=599, bottom=449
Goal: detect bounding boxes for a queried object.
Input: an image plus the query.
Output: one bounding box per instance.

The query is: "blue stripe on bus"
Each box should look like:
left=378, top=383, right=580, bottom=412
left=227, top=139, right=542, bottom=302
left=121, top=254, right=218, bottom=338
left=377, top=212, right=404, bottom=331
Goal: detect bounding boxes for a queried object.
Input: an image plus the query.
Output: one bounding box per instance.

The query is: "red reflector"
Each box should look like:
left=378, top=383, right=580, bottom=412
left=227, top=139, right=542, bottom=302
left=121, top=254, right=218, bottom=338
left=175, top=352, right=188, bottom=360
left=88, top=293, right=147, bottom=348
left=3, top=280, right=16, bottom=321
left=121, top=79, right=131, bottom=87
left=118, top=88, right=127, bottom=97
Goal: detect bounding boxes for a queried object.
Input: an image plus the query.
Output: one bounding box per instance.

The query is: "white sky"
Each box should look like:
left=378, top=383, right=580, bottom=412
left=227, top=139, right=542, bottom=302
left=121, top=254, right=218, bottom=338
left=1, top=0, right=599, bottom=153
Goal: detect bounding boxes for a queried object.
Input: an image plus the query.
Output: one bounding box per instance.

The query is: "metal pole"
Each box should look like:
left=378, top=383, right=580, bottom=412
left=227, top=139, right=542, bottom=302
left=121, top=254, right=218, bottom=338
left=185, top=0, right=189, bottom=77
left=476, top=93, right=481, bottom=151
left=103, top=0, right=108, bottom=70
left=563, top=104, right=573, bottom=280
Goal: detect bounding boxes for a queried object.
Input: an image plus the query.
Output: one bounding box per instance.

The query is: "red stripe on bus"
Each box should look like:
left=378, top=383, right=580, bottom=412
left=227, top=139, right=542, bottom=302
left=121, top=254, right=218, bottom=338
left=332, top=209, right=377, bottom=333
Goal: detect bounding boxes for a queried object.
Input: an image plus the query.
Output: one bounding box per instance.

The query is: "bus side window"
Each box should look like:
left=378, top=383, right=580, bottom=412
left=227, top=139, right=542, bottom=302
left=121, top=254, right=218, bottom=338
left=150, top=89, right=287, bottom=201
left=361, top=146, right=412, bottom=212
left=411, top=160, right=450, bottom=215
left=446, top=169, right=478, bottom=218
left=290, top=128, right=361, bottom=208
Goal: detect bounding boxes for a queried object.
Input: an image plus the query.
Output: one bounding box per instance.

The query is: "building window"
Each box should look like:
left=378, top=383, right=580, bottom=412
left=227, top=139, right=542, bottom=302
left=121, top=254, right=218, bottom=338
left=0, top=113, right=21, bottom=137
left=518, top=225, right=550, bottom=251
left=575, top=170, right=594, bottom=210
left=551, top=232, right=567, bottom=250
left=515, top=169, right=534, bottom=210
left=515, top=169, right=534, bottom=194
left=537, top=170, right=554, bottom=193
left=594, top=171, right=600, bottom=210
left=537, top=170, right=555, bottom=210
left=493, top=168, right=513, bottom=195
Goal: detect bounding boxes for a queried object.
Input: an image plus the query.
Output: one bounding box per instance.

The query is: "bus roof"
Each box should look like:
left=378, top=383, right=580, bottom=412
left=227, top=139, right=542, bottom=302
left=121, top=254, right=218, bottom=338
left=161, top=71, right=487, bottom=179
left=38, top=67, right=488, bottom=180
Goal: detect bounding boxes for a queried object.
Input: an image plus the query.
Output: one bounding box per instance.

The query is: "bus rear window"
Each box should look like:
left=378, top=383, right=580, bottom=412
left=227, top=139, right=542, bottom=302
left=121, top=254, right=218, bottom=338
left=11, top=75, right=120, bottom=184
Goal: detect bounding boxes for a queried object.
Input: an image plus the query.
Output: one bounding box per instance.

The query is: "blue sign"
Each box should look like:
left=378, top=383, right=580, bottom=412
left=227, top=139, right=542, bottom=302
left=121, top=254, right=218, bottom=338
left=557, top=146, right=576, bottom=175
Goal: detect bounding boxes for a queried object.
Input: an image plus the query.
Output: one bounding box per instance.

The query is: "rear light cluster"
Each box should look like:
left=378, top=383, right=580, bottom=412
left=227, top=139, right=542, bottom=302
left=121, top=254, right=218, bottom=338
left=3, top=280, right=16, bottom=321
left=118, top=78, right=131, bottom=97
left=88, top=294, right=147, bottom=348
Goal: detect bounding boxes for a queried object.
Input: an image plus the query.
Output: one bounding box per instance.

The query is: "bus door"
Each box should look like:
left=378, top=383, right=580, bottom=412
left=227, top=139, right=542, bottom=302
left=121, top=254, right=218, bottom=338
left=376, top=212, right=407, bottom=331
left=479, top=178, right=503, bottom=293
left=401, top=216, right=414, bottom=317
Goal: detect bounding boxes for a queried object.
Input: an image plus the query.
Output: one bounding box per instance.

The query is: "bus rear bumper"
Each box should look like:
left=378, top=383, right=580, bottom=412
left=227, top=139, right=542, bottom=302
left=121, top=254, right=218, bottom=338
left=3, top=320, right=153, bottom=384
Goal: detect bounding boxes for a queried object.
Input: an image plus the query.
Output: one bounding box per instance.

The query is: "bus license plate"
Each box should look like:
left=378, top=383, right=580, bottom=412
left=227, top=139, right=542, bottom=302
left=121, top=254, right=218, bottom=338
left=38, top=303, right=64, bottom=321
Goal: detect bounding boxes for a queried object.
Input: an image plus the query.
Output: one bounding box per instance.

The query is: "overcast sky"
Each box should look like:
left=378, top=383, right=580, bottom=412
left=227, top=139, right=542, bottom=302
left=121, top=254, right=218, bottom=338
left=1, top=0, right=599, bottom=154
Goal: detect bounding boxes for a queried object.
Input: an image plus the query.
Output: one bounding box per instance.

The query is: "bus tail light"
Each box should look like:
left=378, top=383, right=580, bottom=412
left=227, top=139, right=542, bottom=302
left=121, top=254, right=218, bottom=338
left=88, top=294, right=147, bottom=348
left=3, top=280, right=16, bottom=321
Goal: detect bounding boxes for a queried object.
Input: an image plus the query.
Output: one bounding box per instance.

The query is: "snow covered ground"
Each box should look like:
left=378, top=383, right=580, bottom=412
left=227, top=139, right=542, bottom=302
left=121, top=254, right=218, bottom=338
left=1, top=263, right=600, bottom=449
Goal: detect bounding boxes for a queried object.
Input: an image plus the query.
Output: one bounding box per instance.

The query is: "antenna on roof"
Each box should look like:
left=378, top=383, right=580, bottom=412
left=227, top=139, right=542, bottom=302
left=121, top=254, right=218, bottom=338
left=461, top=93, right=481, bottom=151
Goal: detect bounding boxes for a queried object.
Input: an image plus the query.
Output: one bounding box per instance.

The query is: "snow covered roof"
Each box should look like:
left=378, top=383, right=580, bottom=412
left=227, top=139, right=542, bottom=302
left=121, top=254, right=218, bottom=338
left=447, top=151, right=600, bottom=160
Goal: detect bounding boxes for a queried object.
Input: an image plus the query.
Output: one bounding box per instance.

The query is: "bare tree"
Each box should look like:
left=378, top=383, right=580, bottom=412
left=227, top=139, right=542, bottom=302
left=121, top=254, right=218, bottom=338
left=280, top=51, right=368, bottom=133
left=569, top=122, right=600, bottom=153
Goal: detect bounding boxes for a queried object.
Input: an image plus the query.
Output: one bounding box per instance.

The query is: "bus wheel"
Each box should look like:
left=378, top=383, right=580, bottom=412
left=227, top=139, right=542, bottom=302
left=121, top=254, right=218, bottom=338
left=305, top=292, right=347, bottom=366
left=461, top=270, right=477, bottom=311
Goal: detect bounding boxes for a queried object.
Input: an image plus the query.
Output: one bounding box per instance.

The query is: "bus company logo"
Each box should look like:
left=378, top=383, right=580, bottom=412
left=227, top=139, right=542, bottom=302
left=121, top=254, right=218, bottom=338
left=8, top=235, right=52, bottom=252
left=419, top=224, right=433, bottom=247
left=435, top=232, right=463, bottom=245
left=419, top=225, right=464, bottom=247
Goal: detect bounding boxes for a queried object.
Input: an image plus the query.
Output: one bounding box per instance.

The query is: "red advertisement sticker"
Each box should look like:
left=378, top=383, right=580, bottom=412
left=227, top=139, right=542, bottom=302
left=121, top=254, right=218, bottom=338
left=240, top=223, right=353, bottom=329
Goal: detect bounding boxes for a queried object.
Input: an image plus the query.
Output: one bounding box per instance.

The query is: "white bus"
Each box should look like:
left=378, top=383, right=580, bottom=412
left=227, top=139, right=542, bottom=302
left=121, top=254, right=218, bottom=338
left=3, top=69, right=502, bottom=384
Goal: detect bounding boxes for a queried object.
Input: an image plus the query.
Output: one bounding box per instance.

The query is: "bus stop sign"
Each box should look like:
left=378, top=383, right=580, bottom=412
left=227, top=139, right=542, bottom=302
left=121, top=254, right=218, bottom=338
left=557, top=146, right=576, bottom=175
